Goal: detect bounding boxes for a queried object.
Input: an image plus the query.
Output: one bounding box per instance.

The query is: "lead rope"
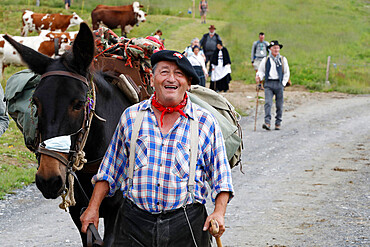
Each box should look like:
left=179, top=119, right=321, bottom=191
left=59, top=82, right=102, bottom=210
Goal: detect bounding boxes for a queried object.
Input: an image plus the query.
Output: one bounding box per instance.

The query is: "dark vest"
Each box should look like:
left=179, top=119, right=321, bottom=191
left=266, top=57, right=283, bottom=84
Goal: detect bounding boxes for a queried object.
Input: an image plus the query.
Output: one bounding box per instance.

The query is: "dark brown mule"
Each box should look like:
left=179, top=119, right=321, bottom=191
left=3, top=23, right=132, bottom=246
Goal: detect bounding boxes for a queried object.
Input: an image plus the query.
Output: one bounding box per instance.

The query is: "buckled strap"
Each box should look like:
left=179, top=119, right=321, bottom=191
left=87, top=223, right=104, bottom=247
left=127, top=109, right=146, bottom=191
left=187, top=106, right=198, bottom=202
left=37, top=146, right=70, bottom=167
left=41, top=71, right=89, bottom=87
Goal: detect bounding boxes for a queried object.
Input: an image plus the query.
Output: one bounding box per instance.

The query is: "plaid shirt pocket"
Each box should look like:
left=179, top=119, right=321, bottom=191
left=134, top=135, right=148, bottom=171
left=172, top=141, right=190, bottom=180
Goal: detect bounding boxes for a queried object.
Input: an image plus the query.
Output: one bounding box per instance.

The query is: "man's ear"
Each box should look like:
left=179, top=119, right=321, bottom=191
left=150, top=73, right=154, bottom=87
left=187, top=78, right=192, bottom=90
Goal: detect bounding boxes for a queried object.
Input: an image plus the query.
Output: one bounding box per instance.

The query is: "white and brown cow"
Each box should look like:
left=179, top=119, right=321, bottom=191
left=91, top=2, right=146, bottom=36
left=21, top=10, right=83, bottom=36
left=0, top=31, right=77, bottom=79
left=93, top=1, right=144, bottom=12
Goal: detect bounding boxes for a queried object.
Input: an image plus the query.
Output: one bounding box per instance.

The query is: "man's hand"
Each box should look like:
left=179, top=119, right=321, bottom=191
left=203, top=211, right=225, bottom=238
left=202, top=192, right=230, bottom=238
left=80, top=206, right=100, bottom=233
left=255, top=76, right=260, bottom=84
left=256, top=83, right=264, bottom=91
left=80, top=181, right=109, bottom=233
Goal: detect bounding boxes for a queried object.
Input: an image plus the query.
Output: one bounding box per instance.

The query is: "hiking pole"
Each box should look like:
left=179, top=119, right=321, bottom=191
left=211, top=219, right=223, bottom=247
left=254, top=85, right=260, bottom=131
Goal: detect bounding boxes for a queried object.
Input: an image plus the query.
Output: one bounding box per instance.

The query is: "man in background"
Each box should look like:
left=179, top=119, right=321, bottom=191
left=200, top=25, right=222, bottom=76
left=251, top=32, right=269, bottom=72
left=255, top=40, right=290, bottom=131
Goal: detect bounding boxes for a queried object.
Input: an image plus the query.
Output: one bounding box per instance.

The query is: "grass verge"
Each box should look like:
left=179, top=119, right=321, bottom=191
left=0, top=120, right=37, bottom=199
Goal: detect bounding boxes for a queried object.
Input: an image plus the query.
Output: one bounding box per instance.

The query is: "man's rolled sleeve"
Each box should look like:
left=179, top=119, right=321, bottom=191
left=208, top=118, right=234, bottom=203
left=92, top=173, right=117, bottom=196
left=282, top=57, right=290, bottom=86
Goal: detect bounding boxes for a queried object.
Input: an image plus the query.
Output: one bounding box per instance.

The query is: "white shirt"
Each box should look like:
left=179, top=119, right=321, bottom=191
left=211, top=50, right=231, bottom=82
left=256, top=56, right=290, bottom=86
left=188, top=53, right=207, bottom=76
left=184, top=46, right=205, bottom=59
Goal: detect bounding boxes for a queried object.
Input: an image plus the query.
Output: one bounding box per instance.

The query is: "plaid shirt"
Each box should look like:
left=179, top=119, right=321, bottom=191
left=92, top=94, right=234, bottom=213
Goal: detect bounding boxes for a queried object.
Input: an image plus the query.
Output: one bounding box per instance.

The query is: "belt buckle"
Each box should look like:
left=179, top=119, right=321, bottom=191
left=150, top=211, right=163, bottom=215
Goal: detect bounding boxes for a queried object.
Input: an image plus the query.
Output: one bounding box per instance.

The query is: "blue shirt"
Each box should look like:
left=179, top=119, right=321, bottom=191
left=93, top=94, right=234, bottom=213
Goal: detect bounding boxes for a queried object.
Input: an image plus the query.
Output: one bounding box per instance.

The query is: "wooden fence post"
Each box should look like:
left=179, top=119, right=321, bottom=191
left=325, top=56, right=331, bottom=85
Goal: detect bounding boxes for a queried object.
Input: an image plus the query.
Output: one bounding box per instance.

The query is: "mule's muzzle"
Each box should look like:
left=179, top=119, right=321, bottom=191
left=35, top=174, right=65, bottom=199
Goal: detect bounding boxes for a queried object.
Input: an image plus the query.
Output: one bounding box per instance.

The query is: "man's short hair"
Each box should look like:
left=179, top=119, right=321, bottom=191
left=259, top=32, right=264, bottom=36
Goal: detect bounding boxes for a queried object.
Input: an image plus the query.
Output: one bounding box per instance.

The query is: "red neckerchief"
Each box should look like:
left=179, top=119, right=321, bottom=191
left=151, top=92, right=188, bottom=127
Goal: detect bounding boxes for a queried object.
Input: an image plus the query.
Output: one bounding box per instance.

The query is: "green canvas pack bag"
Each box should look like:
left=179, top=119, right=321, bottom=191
left=188, top=85, right=243, bottom=169
left=5, top=69, right=40, bottom=152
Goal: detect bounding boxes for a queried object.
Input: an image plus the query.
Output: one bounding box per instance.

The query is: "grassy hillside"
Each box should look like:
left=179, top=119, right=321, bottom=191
left=0, top=0, right=369, bottom=197
left=1, top=0, right=369, bottom=92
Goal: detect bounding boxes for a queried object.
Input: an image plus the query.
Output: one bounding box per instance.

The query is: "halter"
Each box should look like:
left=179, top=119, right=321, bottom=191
left=36, top=70, right=105, bottom=210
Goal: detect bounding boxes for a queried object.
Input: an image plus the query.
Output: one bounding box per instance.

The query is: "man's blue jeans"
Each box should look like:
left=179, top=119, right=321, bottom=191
left=264, top=79, right=284, bottom=126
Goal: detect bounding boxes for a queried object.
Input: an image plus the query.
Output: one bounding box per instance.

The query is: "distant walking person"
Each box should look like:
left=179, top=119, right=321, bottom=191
left=64, top=0, right=72, bottom=10
left=256, top=40, right=290, bottom=130
left=210, top=41, right=232, bottom=92
left=184, top=38, right=205, bottom=61
left=199, top=0, right=208, bottom=24
left=188, top=45, right=208, bottom=86
left=200, top=25, right=222, bottom=76
left=251, top=32, right=269, bottom=72
left=0, top=86, right=9, bottom=137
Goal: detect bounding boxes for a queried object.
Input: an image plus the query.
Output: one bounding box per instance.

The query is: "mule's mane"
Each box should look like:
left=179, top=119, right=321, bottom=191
left=91, top=71, right=117, bottom=98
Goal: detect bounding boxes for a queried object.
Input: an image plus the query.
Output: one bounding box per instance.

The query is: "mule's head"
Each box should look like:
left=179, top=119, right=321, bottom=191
left=3, top=23, right=95, bottom=199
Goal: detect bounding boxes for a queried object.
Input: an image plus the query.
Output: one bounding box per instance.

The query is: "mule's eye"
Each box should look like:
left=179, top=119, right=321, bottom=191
left=73, top=101, right=85, bottom=110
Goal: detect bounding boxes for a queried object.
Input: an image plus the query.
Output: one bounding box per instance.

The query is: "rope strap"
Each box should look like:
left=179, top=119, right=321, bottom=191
left=59, top=82, right=97, bottom=210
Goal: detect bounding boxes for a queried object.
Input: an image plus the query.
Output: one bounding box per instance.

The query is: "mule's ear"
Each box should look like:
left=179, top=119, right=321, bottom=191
left=2, top=34, right=53, bottom=75
left=71, top=22, right=95, bottom=74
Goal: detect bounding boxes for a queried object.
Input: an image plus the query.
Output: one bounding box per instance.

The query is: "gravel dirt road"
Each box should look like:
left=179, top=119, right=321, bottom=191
left=0, top=82, right=369, bottom=247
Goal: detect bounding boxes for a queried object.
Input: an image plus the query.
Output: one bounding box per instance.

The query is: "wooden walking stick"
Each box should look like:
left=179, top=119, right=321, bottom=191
left=254, top=86, right=260, bottom=131
left=211, top=219, right=223, bottom=247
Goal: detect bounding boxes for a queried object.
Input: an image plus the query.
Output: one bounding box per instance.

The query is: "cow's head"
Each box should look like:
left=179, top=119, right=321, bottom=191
left=70, top=12, right=84, bottom=26
left=136, top=10, right=147, bottom=24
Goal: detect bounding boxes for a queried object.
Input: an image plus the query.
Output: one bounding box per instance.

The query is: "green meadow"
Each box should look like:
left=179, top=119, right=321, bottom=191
left=0, top=0, right=369, bottom=197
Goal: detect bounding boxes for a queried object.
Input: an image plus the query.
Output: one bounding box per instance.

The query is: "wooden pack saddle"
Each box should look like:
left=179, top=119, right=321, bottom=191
left=93, top=56, right=153, bottom=103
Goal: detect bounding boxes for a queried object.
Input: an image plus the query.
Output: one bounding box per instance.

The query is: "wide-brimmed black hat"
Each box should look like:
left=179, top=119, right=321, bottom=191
left=268, top=40, right=283, bottom=49
left=151, top=50, right=200, bottom=85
